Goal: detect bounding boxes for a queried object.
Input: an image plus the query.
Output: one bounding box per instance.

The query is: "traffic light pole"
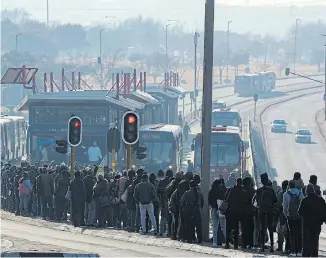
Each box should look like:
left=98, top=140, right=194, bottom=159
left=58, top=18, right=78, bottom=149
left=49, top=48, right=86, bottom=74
left=70, top=146, right=75, bottom=177
left=126, top=144, right=132, bottom=169
left=112, top=148, right=116, bottom=172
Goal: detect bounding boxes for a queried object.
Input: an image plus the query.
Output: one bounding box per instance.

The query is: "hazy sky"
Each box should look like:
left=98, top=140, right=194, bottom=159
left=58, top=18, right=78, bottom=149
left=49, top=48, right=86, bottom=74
left=1, top=0, right=325, bottom=34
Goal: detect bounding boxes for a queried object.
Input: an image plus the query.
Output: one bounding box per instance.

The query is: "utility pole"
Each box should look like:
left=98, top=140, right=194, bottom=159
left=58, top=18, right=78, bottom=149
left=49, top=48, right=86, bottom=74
left=226, top=21, right=232, bottom=82
left=100, top=29, right=105, bottom=89
left=194, top=32, right=199, bottom=119
left=46, top=0, right=49, bottom=27
left=294, top=19, right=300, bottom=73
left=165, top=24, right=171, bottom=71
left=201, top=0, right=215, bottom=242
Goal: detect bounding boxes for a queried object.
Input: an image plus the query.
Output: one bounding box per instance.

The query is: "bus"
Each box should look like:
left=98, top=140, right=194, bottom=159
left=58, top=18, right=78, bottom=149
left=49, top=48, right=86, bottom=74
left=0, top=115, right=27, bottom=162
left=135, top=124, right=183, bottom=173
left=192, top=126, right=244, bottom=181
left=212, top=108, right=242, bottom=130
left=234, top=71, right=276, bottom=96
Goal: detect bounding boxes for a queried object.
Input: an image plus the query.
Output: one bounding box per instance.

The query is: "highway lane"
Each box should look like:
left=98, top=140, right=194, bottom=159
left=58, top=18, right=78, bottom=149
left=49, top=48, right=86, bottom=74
left=261, top=93, right=326, bottom=188
left=180, top=75, right=325, bottom=118
left=1, top=219, right=214, bottom=257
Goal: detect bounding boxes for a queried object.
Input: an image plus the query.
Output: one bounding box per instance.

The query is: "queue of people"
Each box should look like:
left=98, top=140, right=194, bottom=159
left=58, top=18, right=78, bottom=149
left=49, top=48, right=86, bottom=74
left=1, top=162, right=326, bottom=257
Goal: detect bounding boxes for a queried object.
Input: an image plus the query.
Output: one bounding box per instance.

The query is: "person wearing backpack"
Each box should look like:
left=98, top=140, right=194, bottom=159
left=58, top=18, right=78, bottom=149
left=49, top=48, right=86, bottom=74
left=180, top=180, right=204, bottom=244
left=283, top=180, right=304, bottom=257
left=18, top=172, right=32, bottom=216
left=254, top=173, right=277, bottom=252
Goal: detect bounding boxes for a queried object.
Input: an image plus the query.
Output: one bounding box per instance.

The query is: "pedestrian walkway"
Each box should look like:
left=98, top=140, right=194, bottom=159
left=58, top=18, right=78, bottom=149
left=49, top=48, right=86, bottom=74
left=0, top=211, right=283, bottom=257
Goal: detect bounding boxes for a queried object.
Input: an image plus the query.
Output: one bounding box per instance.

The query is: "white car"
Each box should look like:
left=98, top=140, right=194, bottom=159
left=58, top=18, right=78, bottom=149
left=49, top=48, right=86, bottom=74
left=271, top=119, right=287, bottom=133
left=295, top=129, right=312, bottom=143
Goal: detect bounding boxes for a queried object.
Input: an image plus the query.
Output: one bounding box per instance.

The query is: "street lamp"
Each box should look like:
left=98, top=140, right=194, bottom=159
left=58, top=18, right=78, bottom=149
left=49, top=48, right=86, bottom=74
left=226, top=21, right=232, bottom=82
left=165, top=20, right=182, bottom=71
left=194, top=31, right=200, bottom=119
left=99, top=28, right=106, bottom=89
left=15, top=33, right=22, bottom=52
left=47, top=0, right=49, bottom=27
left=294, top=18, right=300, bottom=73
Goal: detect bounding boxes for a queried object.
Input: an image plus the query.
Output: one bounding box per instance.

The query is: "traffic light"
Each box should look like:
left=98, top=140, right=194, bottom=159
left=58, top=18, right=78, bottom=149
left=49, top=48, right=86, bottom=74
left=285, top=68, right=290, bottom=76
left=136, top=146, right=147, bottom=160
left=107, top=128, right=121, bottom=152
left=122, top=111, right=139, bottom=145
left=68, top=116, right=82, bottom=147
left=56, top=140, right=68, bottom=154
left=254, top=94, right=258, bottom=102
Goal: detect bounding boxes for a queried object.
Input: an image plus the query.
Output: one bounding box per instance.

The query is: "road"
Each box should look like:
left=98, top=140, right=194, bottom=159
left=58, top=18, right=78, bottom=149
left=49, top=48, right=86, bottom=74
left=261, top=93, right=326, bottom=189
left=179, top=75, right=325, bottom=118
left=1, top=219, right=214, bottom=257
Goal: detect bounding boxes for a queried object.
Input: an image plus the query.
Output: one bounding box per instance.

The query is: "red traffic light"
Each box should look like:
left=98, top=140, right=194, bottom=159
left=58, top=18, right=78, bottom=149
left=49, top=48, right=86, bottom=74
left=74, top=121, right=81, bottom=128
left=128, top=115, right=137, bottom=124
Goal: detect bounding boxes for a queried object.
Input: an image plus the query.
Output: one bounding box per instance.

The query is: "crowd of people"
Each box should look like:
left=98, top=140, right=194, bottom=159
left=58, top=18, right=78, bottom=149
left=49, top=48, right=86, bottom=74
left=1, top=162, right=326, bottom=257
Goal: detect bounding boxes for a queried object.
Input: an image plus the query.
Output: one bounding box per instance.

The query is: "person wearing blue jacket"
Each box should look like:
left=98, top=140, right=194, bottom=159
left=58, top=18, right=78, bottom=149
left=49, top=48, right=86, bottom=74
left=283, top=180, right=304, bottom=257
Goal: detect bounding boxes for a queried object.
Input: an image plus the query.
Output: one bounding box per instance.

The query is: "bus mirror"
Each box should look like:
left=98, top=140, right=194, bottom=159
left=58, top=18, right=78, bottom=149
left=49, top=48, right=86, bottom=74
left=191, top=144, right=195, bottom=151
left=323, top=190, right=326, bottom=196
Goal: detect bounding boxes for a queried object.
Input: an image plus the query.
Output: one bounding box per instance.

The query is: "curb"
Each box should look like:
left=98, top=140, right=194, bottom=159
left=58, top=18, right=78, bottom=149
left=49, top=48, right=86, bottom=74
left=1, top=212, right=282, bottom=258
left=1, top=252, right=99, bottom=257
left=315, top=109, right=326, bottom=143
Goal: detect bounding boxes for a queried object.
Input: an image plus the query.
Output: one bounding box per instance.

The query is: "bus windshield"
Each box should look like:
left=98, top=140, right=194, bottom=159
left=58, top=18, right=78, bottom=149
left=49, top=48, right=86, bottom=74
left=212, top=112, right=240, bottom=127
left=140, top=141, right=174, bottom=164
left=194, top=143, right=240, bottom=166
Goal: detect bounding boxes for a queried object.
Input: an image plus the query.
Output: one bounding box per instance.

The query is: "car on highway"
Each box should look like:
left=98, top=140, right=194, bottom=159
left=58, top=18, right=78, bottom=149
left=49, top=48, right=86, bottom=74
left=212, top=100, right=227, bottom=110
left=295, top=129, right=312, bottom=143
left=271, top=119, right=287, bottom=133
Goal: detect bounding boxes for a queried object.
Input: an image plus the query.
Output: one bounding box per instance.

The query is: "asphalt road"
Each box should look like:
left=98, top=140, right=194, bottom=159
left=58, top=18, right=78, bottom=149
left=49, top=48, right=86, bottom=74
left=261, top=93, right=326, bottom=189
left=1, top=219, right=214, bottom=257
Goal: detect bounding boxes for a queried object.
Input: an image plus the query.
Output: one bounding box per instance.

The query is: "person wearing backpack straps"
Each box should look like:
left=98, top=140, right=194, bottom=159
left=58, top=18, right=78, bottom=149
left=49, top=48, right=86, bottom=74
left=283, top=180, right=304, bottom=257
left=180, top=180, right=204, bottom=244
left=254, top=173, right=277, bottom=253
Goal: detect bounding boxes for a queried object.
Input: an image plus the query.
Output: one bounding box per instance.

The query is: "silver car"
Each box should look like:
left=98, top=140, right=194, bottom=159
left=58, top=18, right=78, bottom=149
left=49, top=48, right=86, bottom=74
left=295, top=129, right=312, bottom=143
left=271, top=119, right=287, bottom=133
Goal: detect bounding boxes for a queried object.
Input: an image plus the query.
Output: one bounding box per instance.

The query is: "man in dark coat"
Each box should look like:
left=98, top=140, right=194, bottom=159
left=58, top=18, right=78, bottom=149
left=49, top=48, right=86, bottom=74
left=298, top=183, right=326, bottom=257
left=54, top=170, right=69, bottom=221
left=83, top=170, right=96, bottom=226
left=70, top=171, right=86, bottom=227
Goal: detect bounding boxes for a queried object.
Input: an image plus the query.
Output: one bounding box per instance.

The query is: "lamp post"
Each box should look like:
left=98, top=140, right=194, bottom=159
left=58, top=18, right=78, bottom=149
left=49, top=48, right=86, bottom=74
left=15, top=33, right=22, bottom=52
left=226, top=21, right=232, bottom=82
left=100, top=28, right=105, bottom=89
left=194, top=31, right=200, bottom=118
left=165, top=24, right=171, bottom=71
left=294, top=19, right=300, bottom=73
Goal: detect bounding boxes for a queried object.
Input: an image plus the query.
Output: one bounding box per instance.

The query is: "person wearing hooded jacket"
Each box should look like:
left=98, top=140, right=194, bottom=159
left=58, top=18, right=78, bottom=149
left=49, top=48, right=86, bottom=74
left=83, top=170, right=96, bottom=226
left=254, top=173, right=277, bottom=252
left=298, top=183, right=326, bottom=257
left=93, top=174, right=109, bottom=227
left=166, top=172, right=183, bottom=240
left=241, top=177, right=256, bottom=249
left=180, top=180, right=204, bottom=244
left=54, top=170, right=69, bottom=221
left=176, top=172, right=193, bottom=241
left=224, top=177, right=245, bottom=249
left=69, top=171, right=86, bottom=227
left=283, top=180, right=304, bottom=256
left=293, top=172, right=304, bottom=191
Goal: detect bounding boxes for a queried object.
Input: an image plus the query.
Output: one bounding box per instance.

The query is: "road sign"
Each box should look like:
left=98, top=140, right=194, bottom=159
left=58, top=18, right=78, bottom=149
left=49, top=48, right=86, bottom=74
left=285, top=68, right=290, bottom=76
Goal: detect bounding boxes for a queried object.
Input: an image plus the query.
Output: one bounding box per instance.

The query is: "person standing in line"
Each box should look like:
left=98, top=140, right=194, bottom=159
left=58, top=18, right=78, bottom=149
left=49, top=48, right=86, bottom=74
left=87, top=141, right=102, bottom=165
left=254, top=173, right=277, bottom=252
left=70, top=171, right=86, bottom=227
left=298, top=183, right=326, bottom=257
left=283, top=180, right=304, bottom=257
left=133, top=173, right=158, bottom=235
